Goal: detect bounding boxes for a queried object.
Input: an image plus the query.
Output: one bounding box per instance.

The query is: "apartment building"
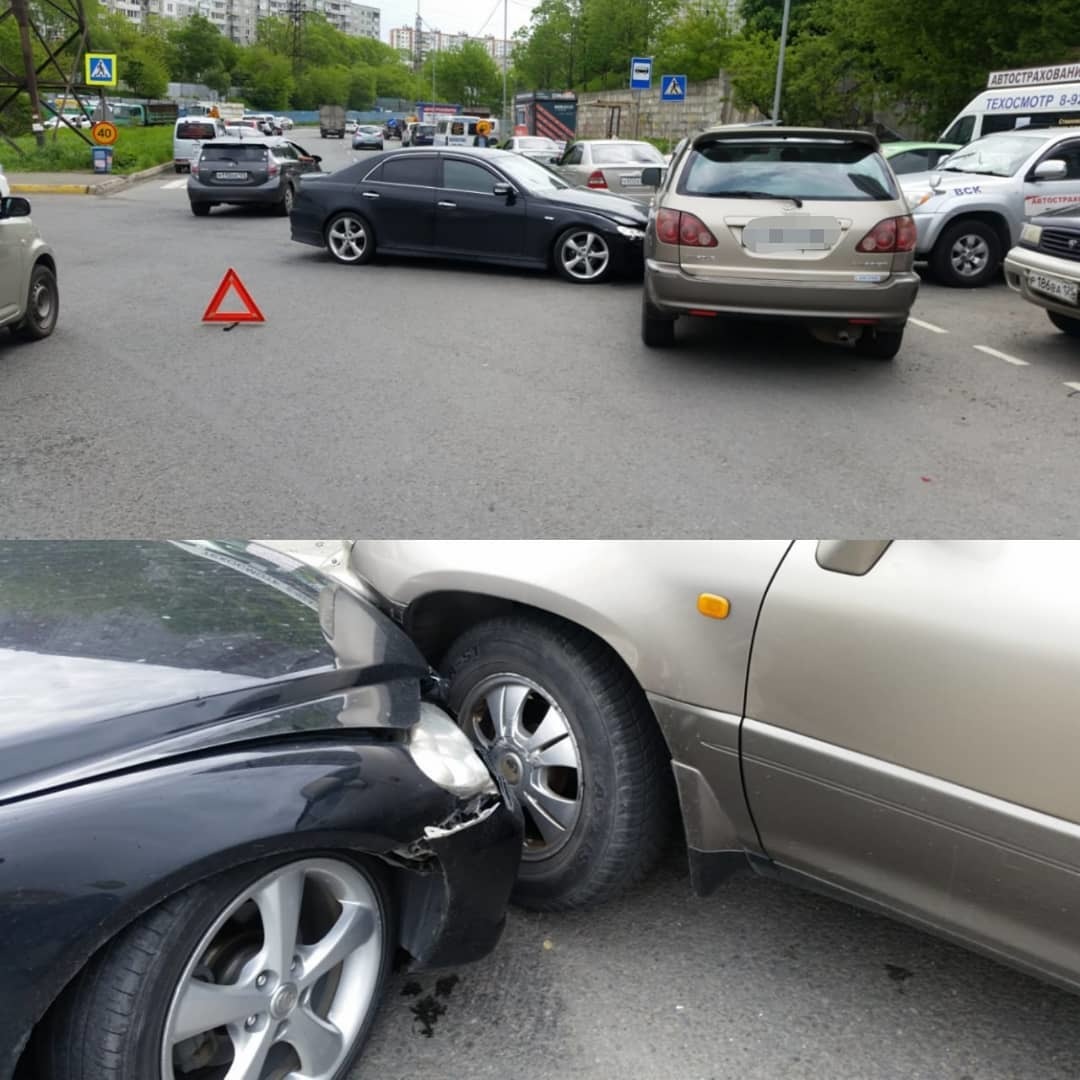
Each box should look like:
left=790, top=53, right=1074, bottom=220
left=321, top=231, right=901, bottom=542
left=388, top=25, right=513, bottom=62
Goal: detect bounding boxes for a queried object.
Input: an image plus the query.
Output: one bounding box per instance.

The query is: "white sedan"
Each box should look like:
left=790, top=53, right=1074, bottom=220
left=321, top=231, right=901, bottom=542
left=551, top=138, right=667, bottom=202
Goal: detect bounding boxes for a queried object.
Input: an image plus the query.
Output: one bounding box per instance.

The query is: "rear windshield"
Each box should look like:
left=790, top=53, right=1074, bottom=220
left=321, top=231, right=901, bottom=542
left=177, top=122, right=217, bottom=140
left=201, top=145, right=266, bottom=162
left=592, top=143, right=664, bottom=165
left=678, top=138, right=899, bottom=201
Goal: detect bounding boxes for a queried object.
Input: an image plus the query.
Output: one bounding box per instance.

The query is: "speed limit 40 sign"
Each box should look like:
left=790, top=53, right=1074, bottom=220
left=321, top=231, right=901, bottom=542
left=92, top=121, right=118, bottom=146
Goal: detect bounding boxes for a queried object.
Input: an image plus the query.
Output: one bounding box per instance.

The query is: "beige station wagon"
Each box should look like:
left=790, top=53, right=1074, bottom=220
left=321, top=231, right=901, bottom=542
left=266, top=540, right=1080, bottom=999
left=0, top=196, right=58, bottom=343
left=640, top=126, right=920, bottom=358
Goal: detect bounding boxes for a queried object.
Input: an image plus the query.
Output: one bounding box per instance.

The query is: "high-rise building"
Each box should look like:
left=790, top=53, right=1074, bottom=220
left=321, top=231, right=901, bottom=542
left=388, top=25, right=513, bottom=63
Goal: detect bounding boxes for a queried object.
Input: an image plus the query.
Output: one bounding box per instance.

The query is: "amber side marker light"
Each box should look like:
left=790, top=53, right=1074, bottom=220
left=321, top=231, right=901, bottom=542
left=697, top=593, right=730, bottom=619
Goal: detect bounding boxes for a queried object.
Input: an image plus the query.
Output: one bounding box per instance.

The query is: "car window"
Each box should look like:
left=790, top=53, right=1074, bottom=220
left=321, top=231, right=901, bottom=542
left=450, top=121, right=465, bottom=136
left=177, top=122, right=218, bottom=140
left=590, top=143, right=664, bottom=165
left=563, top=145, right=583, bottom=165
left=517, top=138, right=554, bottom=150
left=678, top=138, right=899, bottom=201
left=442, top=159, right=498, bottom=193
left=497, top=154, right=570, bottom=192
left=1037, top=141, right=1080, bottom=179
left=272, top=143, right=298, bottom=160
left=379, top=155, right=437, bottom=187
left=942, top=114, right=976, bottom=144
left=200, top=145, right=267, bottom=162
left=887, top=149, right=929, bottom=175
left=940, top=133, right=1051, bottom=176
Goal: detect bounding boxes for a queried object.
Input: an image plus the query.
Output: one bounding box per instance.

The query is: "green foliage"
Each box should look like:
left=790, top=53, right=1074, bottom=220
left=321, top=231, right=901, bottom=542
left=654, top=1, right=732, bottom=82
left=234, top=45, right=296, bottom=109
left=422, top=40, right=503, bottom=111
left=0, top=125, right=172, bottom=174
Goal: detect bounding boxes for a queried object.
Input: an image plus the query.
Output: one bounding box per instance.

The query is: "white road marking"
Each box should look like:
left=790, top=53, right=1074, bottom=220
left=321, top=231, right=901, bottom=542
left=1065, top=382, right=1080, bottom=394
left=161, top=179, right=186, bottom=190
left=974, top=345, right=1029, bottom=367
left=909, top=317, right=948, bottom=334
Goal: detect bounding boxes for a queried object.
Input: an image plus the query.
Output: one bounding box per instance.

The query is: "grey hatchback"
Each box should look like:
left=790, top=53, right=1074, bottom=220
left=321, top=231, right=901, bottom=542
left=188, top=138, right=323, bottom=217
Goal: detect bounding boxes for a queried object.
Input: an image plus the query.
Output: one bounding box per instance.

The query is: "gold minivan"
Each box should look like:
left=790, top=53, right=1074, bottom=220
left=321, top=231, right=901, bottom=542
left=641, top=126, right=920, bottom=358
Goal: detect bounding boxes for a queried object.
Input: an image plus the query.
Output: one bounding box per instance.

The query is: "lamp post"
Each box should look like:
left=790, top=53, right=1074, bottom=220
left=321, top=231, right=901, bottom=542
left=771, top=0, right=791, bottom=125
left=501, top=0, right=508, bottom=140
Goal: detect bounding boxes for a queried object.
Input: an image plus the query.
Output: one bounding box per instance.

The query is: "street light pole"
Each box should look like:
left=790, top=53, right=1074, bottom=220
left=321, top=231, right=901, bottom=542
left=501, top=0, right=508, bottom=139
left=771, top=0, right=791, bottom=125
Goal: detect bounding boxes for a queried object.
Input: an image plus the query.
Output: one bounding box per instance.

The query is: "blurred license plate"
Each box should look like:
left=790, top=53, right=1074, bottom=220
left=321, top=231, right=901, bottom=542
left=216, top=171, right=248, bottom=180
left=620, top=174, right=642, bottom=186
left=1029, top=271, right=1078, bottom=304
left=743, top=216, right=841, bottom=252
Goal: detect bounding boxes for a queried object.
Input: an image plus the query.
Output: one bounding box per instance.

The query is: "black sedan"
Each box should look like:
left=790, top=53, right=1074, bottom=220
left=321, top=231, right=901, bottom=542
left=289, top=147, right=648, bottom=283
left=0, top=541, right=520, bottom=1080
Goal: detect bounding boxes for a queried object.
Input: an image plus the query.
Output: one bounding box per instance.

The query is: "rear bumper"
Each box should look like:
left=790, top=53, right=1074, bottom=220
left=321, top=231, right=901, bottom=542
left=644, top=259, right=919, bottom=325
left=189, top=177, right=284, bottom=205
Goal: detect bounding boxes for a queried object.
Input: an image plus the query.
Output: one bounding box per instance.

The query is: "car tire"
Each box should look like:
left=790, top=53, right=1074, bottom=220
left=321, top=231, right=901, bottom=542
left=173, top=164, right=182, bottom=173
left=930, top=219, right=1002, bottom=288
left=1048, top=309, right=1080, bottom=337
left=325, top=211, right=374, bottom=265
left=190, top=201, right=211, bottom=217
left=443, top=615, right=676, bottom=912
left=554, top=226, right=614, bottom=284
left=277, top=184, right=295, bottom=217
left=13, top=263, right=59, bottom=342
left=38, top=854, right=394, bottom=1080
left=641, top=298, right=676, bottom=347
left=855, top=327, right=903, bottom=359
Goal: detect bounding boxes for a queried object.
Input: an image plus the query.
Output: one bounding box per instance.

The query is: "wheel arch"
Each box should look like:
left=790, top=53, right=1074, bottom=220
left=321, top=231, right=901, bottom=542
left=548, top=218, right=618, bottom=269
left=935, top=209, right=1011, bottom=256
left=32, top=251, right=57, bottom=280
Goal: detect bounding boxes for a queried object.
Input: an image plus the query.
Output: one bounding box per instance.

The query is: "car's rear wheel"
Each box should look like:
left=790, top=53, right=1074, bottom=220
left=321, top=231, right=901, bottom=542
left=641, top=297, right=676, bottom=347
left=278, top=184, right=295, bottom=217
left=1048, top=309, right=1080, bottom=337
left=325, top=212, right=374, bottom=265
left=190, top=202, right=211, bottom=217
left=931, top=220, right=1001, bottom=287
left=14, top=263, right=59, bottom=342
left=39, top=854, right=393, bottom=1080
left=855, top=327, right=904, bottom=359
left=443, top=615, right=675, bottom=911
left=554, top=227, right=613, bottom=283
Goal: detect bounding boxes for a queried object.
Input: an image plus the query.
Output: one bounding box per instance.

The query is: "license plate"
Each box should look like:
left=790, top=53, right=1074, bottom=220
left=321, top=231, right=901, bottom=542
left=1028, top=271, right=1078, bottom=305
left=216, top=171, right=248, bottom=180
left=742, top=215, right=842, bottom=253
left=620, top=174, right=642, bottom=187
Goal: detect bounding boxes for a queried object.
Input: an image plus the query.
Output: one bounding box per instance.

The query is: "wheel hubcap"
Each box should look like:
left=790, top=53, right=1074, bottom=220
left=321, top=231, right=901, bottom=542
left=950, top=234, right=989, bottom=276
left=161, top=858, right=382, bottom=1080
left=328, top=217, right=366, bottom=262
left=31, top=280, right=52, bottom=323
left=458, top=675, right=583, bottom=859
left=561, top=231, right=610, bottom=280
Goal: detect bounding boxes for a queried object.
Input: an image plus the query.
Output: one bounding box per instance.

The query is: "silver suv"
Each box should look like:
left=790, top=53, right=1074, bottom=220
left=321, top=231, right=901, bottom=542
left=0, top=196, right=58, bottom=342
left=640, top=126, right=919, bottom=359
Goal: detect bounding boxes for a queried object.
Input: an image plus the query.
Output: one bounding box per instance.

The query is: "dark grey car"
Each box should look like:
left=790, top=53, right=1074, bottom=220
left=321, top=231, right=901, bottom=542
left=188, top=138, right=323, bottom=217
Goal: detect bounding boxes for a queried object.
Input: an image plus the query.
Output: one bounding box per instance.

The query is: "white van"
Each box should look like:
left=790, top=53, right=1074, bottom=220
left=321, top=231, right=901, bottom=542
left=173, top=116, right=226, bottom=173
left=941, top=63, right=1080, bottom=145
left=433, top=115, right=500, bottom=146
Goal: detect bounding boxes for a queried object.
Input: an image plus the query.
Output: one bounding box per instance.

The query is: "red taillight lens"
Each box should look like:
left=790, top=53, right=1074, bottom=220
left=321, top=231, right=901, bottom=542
left=268, top=158, right=280, bottom=178
left=587, top=169, right=607, bottom=189
left=856, top=215, right=916, bottom=253
left=190, top=158, right=199, bottom=176
left=655, top=208, right=718, bottom=247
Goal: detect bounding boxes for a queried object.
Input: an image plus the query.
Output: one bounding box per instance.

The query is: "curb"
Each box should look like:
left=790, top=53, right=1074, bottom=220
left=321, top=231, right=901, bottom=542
left=9, top=161, right=173, bottom=196
left=10, top=182, right=89, bottom=194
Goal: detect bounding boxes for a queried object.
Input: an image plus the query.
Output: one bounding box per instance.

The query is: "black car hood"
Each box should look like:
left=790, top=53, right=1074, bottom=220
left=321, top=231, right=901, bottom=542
left=0, top=541, right=430, bottom=798
left=536, top=186, right=649, bottom=223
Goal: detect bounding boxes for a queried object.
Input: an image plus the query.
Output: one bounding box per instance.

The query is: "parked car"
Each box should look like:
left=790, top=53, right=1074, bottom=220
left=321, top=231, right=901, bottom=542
left=330, top=539, right=1080, bottom=1001
left=172, top=116, right=227, bottom=173
left=640, top=125, right=919, bottom=357
left=276, top=115, right=294, bottom=130
left=900, top=127, right=1080, bottom=287
left=0, top=164, right=8, bottom=198
left=552, top=139, right=667, bottom=203
left=44, top=112, right=91, bottom=130
left=290, top=147, right=647, bottom=283
left=345, top=120, right=358, bottom=135
left=352, top=124, right=384, bottom=150
left=188, top=138, right=322, bottom=217
left=0, top=196, right=58, bottom=342
left=503, top=135, right=562, bottom=163
left=0, top=540, right=521, bottom=1080
left=1004, top=205, right=1080, bottom=336
left=321, top=105, right=347, bottom=139
left=406, top=122, right=435, bottom=147
left=881, top=140, right=960, bottom=175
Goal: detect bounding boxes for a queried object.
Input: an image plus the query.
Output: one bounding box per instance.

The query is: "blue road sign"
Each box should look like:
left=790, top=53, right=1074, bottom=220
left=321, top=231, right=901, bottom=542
left=85, top=53, right=117, bottom=87
left=630, top=57, right=653, bottom=90
left=661, top=74, right=687, bottom=101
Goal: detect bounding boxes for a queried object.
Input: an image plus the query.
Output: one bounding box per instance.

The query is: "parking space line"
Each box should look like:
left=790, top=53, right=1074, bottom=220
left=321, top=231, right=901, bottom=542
left=974, top=345, right=1029, bottom=367
left=1065, top=382, right=1080, bottom=394
left=161, top=179, right=186, bottom=190
left=910, top=317, right=948, bottom=334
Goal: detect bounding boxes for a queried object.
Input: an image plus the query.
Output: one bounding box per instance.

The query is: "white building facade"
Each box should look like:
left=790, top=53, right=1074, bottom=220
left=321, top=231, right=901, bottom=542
left=389, top=24, right=512, bottom=63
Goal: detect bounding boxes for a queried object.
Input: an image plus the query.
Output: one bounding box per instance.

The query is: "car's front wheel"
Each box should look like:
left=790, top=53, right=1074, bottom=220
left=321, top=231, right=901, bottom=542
left=39, top=854, right=393, bottom=1080
left=325, top=212, right=374, bottom=265
left=443, top=615, right=675, bottom=911
left=14, top=263, right=59, bottom=341
left=554, top=227, right=613, bottom=283
left=1048, top=309, right=1080, bottom=337
left=931, top=219, right=1001, bottom=287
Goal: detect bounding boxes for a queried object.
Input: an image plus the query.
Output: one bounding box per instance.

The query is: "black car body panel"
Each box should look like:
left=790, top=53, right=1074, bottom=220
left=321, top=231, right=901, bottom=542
left=290, top=147, right=648, bottom=275
left=0, top=541, right=521, bottom=1078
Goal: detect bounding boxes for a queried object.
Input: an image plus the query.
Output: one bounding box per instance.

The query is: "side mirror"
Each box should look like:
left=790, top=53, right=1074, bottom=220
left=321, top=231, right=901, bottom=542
left=641, top=166, right=662, bottom=187
left=493, top=181, right=514, bottom=198
left=0, top=196, right=31, bottom=219
left=1033, top=159, right=1068, bottom=181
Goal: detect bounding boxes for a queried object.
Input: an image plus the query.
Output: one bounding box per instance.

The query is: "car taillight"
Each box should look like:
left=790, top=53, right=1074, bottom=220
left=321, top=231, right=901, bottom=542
left=655, top=208, right=717, bottom=247
left=587, top=169, right=607, bottom=189
left=190, top=158, right=199, bottom=176
left=268, top=157, right=279, bottom=178
left=856, top=215, right=916, bottom=253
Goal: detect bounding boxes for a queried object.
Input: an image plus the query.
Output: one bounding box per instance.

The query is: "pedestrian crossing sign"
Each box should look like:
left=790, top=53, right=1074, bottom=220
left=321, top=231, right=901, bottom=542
left=661, top=75, right=687, bottom=101
left=85, top=53, right=117, bottom=88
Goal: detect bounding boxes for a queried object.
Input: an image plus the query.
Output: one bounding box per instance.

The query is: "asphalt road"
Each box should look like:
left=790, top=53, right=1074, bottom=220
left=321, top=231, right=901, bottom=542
left=356, top=839, right=1080, bottom=1080
left=2, top=127, right=1079, bottom=536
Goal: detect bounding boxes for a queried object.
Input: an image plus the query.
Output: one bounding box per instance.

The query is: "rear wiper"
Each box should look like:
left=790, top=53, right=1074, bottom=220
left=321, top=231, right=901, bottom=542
left=710, top=189, right=804, bottom=207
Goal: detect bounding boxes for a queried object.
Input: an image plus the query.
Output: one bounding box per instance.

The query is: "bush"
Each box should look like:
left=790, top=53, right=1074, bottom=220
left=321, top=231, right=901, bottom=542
left=0, top=124, right=172, bottom=174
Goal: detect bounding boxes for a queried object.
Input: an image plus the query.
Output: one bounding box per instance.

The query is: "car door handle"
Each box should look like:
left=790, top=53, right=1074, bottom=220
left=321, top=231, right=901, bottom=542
left=437, top=200, right=457, bottom=208
left=361, top=191, right=379, bottom=199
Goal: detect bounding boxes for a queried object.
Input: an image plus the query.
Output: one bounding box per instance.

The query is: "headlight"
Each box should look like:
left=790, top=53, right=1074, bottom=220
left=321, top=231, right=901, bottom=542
left=1020, top=223, right=1043, bottom=246
left=617, top=225, right=646, bottom=240
left=406, top=703, right=496, bottom=798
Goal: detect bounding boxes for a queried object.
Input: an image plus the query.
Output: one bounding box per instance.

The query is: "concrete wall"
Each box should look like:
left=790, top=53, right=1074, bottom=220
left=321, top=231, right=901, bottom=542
left=576, top=75, right=765, bottom=143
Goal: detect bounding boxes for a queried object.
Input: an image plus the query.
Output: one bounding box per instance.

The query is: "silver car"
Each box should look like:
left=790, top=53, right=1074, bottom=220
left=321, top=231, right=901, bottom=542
left=285, top=540, right=1080, bottom=998
left=553, top=139, right=667, bottom=202
left=0, top=195, right=58, bottom=342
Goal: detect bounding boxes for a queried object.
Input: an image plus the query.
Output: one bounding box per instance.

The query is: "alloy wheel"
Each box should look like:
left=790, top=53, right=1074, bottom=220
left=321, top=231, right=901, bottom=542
left=949, top=233, right=990, bottom=278
left=326, top=216, right=368, bottom=263
left=559, top=230, right=611, bottom=281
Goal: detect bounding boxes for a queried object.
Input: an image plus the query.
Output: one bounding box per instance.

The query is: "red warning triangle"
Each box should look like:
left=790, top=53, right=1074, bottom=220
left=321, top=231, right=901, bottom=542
left=202, top=268, right=265, bottom=324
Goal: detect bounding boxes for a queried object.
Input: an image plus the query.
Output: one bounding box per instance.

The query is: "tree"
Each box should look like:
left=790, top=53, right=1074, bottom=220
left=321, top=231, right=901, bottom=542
left=655, top=1, right=732, bottom=83
left=167, top=15, right=225, bottom=83
left=422, top=40, right=502, bottom=110
left=234, top=45, right=295, bottom=109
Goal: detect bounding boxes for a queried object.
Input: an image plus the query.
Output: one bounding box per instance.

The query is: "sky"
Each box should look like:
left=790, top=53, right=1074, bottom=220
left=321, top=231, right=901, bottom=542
left=378, top=0, right=535, bottom=44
